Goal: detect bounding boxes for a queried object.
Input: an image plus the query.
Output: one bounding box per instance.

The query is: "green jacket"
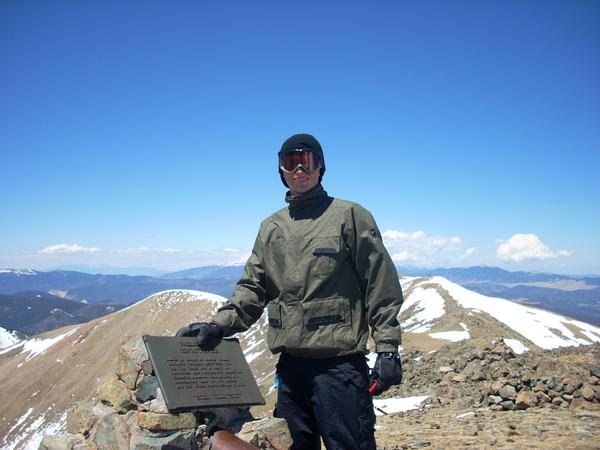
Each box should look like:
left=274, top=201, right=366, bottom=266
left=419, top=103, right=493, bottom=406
left=212, top=184, right=403, bottom=358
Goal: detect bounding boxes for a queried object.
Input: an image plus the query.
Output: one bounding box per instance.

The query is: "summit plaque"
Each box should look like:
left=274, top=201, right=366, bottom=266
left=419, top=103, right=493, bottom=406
left=143, top=335, right=266, bottom=412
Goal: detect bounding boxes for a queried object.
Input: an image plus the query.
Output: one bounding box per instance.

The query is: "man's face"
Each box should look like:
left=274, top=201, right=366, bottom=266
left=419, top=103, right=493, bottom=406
left=283, top=167, right=320, bottom=196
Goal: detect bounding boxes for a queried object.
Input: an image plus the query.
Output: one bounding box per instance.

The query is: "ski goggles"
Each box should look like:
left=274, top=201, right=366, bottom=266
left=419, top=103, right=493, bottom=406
left=279, top=150, right=322, bottom=174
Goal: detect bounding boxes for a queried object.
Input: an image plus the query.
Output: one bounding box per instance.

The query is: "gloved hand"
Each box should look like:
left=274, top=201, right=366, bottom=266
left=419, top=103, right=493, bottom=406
left=175, top=322, right=224, bottom=348
left=368, top=352, right=402, bottom=396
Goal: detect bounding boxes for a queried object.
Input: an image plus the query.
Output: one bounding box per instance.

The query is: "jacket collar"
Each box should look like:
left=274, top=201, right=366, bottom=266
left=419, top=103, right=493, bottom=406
left=285, top=184, right=328, bottom=210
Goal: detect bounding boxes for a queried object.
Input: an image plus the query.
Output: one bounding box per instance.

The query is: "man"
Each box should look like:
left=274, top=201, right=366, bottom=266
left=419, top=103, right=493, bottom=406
left=178, top=134, right=403, bottom=450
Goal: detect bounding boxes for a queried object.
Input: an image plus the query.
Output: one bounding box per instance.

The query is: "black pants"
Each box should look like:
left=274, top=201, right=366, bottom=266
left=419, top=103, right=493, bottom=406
left=274, top=353, right=376, bottom=450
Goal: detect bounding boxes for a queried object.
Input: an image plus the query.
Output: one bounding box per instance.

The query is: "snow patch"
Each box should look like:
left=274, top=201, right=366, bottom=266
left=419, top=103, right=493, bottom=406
left=3, top=411, right=67, bottom=450
left=503, top=338, right=529, bottom=355
left=0, top=327, right=21, bottom=349
left=19, top=328, right=79, bottom=363
left=0, top=268, right=36, bottom=276
left=401, top=286, right=446, bottom=333
left=429, top=323, right=470, bottom=342
left=373, top=395, right=429, bottom=416
left=123, top=289, right=227, bottom=312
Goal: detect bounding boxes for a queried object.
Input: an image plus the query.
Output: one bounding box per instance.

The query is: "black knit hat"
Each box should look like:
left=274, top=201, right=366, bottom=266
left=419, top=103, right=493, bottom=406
left=278, top=133, right=326, bottom=187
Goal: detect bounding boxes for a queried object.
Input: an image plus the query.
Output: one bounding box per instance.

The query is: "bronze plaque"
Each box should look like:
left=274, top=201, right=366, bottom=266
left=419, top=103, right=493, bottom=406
left=143, top=335, right=266, bottom=412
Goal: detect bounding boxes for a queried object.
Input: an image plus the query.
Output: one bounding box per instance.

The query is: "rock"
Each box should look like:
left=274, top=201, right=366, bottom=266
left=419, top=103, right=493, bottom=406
left=562, top=376, right=582, bottom=390
left=148, top=389, right=169, bottom=414
left=487, top=378, right=508, bottom=395
left=205, top=408, right=255, bottom=435
left=97, top=375, right=135, bottom=413
left=437, top=397, right=450, bottom=406
left=551, top=397, right=565, bottom=407
left=519, top=371, right=532, bottom=385
left=591, top=367, right=600, bottom=378
left=498, top=384, right=517, bottom=400
left=571, top=398, right=598, bottom=410
left=562, top=394, right=574, bottom=402
left=492, top=367, right=509, bottom=379
left=410, top=438, right=431, bottom=448
left=507, top=378, right=519, bottom=387
left=39, top=434, right=85, bottom=450
left=489, top=404, right=503, bottom=411
left=452, top=374, right=467, bottom=383
left=470, top=349, right=484, bottom=360
left=135, top=375, right=158, bottom=403
left=581, top=385, right=595, bottom=401
left=536, top=392, right=551, bottom=403
left=547, top=389, right=558, bottom=398
left=563, top=384, right=576, bottom=395
left=546, top=377, right=558, bottom=390
left=500, top=400, right=515, bottom=411
left=67, top=402, right=98, bottom=436
left=116, top=339, right=148, bottom=390
left=131, top=430, right=196, bottom=450
left=588, top=375, right=599, bottom=385
left=438, top=366, right=454, bottom=373
left=238, top=417, right=292, bottom=450
left=532, top=384, right=547, bottom=393
left=91, top=414, right=130, bottom=450
left=470, top=370, right=486, bottom=382
left=515, top=390, right=538, bottom=409
left=137, top=412, right=196, bottom=432
left=140, top=359, right=154, bottom=376
left=487, top=395, right=503, bottom=405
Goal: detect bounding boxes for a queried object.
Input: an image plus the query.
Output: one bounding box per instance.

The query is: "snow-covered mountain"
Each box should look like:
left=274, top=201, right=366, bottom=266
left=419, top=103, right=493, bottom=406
left=399, top=276, right=600, bottom=352
left=1, top=277, right=599, bottom=449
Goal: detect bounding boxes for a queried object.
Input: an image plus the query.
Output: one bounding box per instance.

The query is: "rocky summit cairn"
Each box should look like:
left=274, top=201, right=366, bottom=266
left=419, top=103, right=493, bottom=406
left=373, top=340, right=600, bottom=449
left=40, top=338, right=291, bottom=450
left=447, top=339, right=599, bottom=412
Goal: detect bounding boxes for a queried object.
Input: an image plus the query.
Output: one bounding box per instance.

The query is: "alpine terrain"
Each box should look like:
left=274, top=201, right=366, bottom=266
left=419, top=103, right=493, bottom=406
left=1, top=277, right=599, bottom=449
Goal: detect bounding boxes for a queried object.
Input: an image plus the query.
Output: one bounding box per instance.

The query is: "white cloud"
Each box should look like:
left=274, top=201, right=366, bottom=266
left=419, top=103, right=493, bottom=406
left=382, top=229, right=466, bottom=266
left=227, top=251, right=252, bottom=265
left=391, top=250, right=417, bottom=263
left=463, top=247, right=477, bottom=257
left=39, top=244, right=101, bottom=254
left=496, top=234, right=571, bottom=262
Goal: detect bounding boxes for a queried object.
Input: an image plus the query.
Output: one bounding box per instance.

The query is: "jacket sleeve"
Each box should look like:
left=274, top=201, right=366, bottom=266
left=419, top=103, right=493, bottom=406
left=211, top=233, right=268, bottom=336
left=347, top=205, right=403, bottom=352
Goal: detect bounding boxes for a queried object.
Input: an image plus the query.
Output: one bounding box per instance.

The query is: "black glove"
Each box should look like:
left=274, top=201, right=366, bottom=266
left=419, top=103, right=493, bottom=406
left=175, top=322, right=224, bottom=348
left=368, top=352, right=402, bottom=396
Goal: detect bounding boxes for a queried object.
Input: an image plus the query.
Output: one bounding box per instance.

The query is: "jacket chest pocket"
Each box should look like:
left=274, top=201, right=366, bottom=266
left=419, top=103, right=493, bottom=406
left=311, top=236, right=348, bottom=277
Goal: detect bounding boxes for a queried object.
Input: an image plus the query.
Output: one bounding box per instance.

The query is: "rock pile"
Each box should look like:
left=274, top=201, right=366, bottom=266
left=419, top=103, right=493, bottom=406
left=40, top=338, right=291, bottom=450
left=400, top=339, right=600, bottom=412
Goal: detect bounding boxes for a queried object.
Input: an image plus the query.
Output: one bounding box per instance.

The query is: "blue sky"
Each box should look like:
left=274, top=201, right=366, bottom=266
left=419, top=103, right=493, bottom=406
left=1, top=1, right=599, bottom=274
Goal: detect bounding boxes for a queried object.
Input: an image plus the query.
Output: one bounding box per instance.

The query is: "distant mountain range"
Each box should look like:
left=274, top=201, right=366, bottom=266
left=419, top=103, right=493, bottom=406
left=0, top=291, right=124, bottom=337
left=0, top=265, right=598, bottom=339
left=0, top=268, right=238, bottom=304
